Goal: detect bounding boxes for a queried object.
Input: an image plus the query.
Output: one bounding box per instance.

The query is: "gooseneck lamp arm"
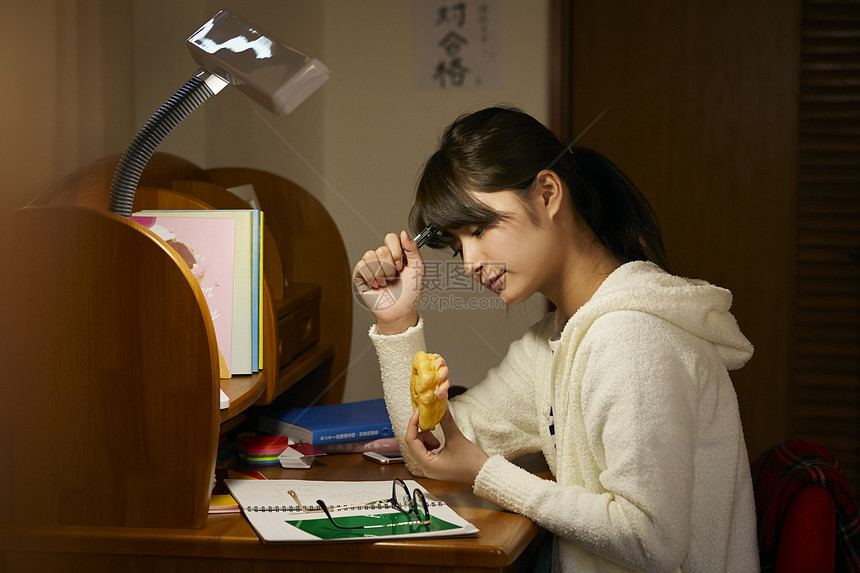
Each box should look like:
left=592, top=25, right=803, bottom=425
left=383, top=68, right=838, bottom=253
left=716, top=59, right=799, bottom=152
left=108, top=9, right=329, bottom=217
left=108, top=71, right=227, bottom=217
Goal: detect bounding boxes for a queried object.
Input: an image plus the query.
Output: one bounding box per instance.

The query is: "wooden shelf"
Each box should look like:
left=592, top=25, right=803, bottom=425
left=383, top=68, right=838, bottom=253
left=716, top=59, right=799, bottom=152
left=0, top=153, right=352, bottom=532
left=218, top=342, right=334, bottom=423
left=1, top=205, right=219, bottom=529
left=219, top=373, right=266, bottom=422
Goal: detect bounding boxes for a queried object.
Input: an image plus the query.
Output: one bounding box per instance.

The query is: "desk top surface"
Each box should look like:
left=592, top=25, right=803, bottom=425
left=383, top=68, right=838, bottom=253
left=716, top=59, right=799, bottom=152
left=2, top=452, right=545, bottom=570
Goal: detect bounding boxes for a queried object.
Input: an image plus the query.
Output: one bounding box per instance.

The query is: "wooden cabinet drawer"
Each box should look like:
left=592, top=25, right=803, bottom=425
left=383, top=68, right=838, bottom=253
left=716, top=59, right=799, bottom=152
left=275, top=283, right=321, bottom=369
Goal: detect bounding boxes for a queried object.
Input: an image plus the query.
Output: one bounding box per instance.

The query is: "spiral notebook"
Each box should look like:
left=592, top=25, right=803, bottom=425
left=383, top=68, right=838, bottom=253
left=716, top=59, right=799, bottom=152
left=224, top=478, right=479, bottom=542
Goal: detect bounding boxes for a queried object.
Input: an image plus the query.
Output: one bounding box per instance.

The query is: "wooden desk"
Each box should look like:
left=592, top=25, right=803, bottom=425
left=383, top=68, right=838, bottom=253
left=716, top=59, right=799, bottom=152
left=0, top=154, right=542, bottom=571
left=0, top=453, right=543, bottom=572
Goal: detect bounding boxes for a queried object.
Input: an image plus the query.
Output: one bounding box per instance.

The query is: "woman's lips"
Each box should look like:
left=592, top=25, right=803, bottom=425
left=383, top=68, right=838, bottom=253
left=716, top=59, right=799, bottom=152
left=485, top=271, right=505, bottom=291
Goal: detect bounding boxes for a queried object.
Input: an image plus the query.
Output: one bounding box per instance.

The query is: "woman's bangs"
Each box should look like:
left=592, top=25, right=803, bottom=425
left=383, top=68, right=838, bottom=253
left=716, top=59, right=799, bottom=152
left=410, top=160, right=501, bottom=251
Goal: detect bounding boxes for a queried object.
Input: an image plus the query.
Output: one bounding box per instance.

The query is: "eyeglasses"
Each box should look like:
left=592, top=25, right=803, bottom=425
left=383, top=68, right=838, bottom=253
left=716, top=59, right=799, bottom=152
left=287, top=478, right=431, bottom=530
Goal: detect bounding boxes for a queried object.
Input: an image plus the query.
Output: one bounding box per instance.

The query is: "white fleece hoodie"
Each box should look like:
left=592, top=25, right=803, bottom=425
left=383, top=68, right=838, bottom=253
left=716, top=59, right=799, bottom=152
left=369, top=261, right=759, bottom=572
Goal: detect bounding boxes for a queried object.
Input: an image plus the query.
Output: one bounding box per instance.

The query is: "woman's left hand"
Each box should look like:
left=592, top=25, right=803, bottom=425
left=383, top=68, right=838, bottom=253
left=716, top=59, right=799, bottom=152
left=403, top=407, right=489, bottom=484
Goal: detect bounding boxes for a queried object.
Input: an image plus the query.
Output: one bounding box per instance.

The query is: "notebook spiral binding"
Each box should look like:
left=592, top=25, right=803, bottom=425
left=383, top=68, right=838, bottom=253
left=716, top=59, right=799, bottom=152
left=247, top=501, right=445, bottom=513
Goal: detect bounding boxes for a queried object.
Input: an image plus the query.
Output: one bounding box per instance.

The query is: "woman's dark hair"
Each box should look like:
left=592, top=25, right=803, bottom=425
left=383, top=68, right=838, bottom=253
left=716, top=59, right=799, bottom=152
left=409, top=106, right=669, bottom=271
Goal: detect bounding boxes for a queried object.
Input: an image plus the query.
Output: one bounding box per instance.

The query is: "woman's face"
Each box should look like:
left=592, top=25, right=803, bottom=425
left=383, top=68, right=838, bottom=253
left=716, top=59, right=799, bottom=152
left=449, top=189, right=554, bottom=305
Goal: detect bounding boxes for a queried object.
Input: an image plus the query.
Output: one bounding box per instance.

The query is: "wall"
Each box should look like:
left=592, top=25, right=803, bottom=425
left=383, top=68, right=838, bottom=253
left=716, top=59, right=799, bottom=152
left=0, top=0, right=133, bottom=230
left=131, top=0, right=329, bottom=194
left=132, top=0, right=550, bottom=402
left=318, top=1, right=550, bottom=401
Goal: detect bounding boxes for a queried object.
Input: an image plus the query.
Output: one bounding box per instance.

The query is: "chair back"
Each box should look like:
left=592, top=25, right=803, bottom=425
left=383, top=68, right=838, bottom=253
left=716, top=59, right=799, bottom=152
left=751, top=439, right=860, bottom=572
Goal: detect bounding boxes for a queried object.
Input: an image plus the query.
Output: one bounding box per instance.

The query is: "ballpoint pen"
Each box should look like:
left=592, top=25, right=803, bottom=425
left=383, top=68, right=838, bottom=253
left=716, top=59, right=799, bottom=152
left=412, top=223, right=440, bottom=248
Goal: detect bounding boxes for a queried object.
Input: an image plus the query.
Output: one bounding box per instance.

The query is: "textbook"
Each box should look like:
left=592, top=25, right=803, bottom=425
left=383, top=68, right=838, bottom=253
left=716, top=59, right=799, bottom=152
left=134, top=209, right=263, bottom=375
left=131, top=214, right=236, bottom=372
left=225, top=478, right=479, bottom=542
left=258, top=398, right=393, bottom=445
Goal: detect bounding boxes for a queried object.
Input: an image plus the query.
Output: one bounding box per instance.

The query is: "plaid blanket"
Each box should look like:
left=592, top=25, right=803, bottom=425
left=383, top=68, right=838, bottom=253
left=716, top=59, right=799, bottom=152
left=751, top=439, right=860, bottom=572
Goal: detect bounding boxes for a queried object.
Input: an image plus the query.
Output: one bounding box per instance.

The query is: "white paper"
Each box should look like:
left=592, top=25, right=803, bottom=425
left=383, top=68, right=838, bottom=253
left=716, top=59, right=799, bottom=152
left=225, top=478, right=479, bottom=543
left=414, top=0, right=502, bottom=90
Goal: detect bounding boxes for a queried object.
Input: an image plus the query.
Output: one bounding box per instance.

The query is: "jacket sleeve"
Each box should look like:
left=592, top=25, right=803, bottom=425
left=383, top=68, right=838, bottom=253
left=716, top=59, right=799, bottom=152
left=473, top=312, right=700, bottom=571
left=368, top=318, right=427, bottom=476
left=444, top=330, right=546, bottom=460
left=369, top=315, right=549, bottom=475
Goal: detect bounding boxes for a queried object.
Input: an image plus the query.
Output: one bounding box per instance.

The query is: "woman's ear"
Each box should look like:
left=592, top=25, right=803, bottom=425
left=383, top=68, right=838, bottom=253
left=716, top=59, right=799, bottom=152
left=535, top=169, right=565, bottom=219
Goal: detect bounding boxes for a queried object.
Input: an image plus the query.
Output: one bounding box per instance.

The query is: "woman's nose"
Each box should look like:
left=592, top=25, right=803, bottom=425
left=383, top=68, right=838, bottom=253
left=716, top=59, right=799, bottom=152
left=459, top=244, right=482, bottom=277
left=461, top=254, right=482, bottom=277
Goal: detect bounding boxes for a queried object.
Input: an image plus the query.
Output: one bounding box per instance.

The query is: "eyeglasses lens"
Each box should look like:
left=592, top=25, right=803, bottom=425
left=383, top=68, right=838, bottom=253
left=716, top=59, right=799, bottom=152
left=393, top=479, right=412, bottom=513
left=413, top=489, right=430, bottom=522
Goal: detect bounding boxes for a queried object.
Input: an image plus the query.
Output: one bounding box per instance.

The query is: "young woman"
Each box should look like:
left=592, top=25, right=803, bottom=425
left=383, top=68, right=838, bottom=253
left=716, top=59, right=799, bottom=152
left=352, top=106, right=759, bottom=571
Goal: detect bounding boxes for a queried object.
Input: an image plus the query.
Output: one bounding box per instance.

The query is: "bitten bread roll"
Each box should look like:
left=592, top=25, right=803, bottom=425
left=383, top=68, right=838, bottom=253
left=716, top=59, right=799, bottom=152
left=410, top=351, right=450, bottom=431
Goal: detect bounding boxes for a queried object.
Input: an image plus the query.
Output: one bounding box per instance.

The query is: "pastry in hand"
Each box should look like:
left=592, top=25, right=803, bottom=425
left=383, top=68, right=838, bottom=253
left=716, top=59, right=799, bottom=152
left=410, top=351, right=450, bottom=430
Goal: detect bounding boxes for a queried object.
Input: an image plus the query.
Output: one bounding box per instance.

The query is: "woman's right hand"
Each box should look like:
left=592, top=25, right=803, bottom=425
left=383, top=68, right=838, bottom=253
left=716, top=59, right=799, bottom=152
left=352, top=230, right=424, bottom=334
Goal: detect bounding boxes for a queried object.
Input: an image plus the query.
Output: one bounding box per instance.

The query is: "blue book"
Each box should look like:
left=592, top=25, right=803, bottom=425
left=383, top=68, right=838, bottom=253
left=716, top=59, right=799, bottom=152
left=250, top=210, right=261, bottom=372
left=258, top=399, right=394, bottom=445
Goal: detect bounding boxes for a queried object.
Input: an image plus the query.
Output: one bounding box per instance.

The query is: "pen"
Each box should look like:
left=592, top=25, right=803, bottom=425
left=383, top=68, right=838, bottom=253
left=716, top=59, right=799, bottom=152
left=412, top=223, right=440, bottom=248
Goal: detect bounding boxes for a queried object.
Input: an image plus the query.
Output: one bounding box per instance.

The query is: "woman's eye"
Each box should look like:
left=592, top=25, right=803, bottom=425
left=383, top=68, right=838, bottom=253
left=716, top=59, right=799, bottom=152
left=471, top=227, right=484, bottom=238
left=451, top=247, right=463, bottom=259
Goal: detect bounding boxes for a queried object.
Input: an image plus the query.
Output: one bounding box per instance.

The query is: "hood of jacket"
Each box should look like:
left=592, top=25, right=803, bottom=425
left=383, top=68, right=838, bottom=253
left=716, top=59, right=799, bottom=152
left=560, top=261, right=754, bottom=370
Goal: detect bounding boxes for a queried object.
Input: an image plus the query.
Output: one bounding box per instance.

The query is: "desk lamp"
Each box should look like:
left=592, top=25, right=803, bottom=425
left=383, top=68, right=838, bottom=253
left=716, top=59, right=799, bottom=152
left=108, top=9, right=329, bottom=217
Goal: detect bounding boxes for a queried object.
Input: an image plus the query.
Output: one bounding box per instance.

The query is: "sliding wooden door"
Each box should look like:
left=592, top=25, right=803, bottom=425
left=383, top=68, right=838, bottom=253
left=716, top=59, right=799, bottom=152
left=549, top=0, right=801, bottom=463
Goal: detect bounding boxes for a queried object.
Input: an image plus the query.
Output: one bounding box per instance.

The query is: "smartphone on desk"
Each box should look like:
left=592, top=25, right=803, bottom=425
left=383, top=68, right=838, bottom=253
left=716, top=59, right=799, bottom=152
left=363, top=450, right=404, bottom=465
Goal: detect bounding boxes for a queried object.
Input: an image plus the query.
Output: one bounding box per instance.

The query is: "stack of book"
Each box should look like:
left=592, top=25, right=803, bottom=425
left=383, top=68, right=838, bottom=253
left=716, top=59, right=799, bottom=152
left=233, top=434, right=325, bottom=469
left=209, top=468, right=266, bottom=514
left=237, top=435, right=289, bottom=467
left=258, top=398, right=398, bottom=453
left=131, top=209, right=264, bottom=378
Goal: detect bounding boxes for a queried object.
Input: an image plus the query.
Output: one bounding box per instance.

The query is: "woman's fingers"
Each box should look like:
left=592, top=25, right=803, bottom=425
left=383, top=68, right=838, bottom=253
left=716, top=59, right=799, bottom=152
left=437, top=407, right=460, bottom=438
left=435, top=378, right=450, bottom=401
left=352, top=230, right=425, bottom=327
left=404, top=409, right=420, bottom=440
left=352, top=232, right=412, bottom=291
left=383, top=232, right=405, bottom=272
left=405, top=410, right=440, bottom=453
left=437, top=364, right=449, bottom=381
left=372, top=232, right=405, bottom=285
left=354, top=251, right=396, bottom=290
left=401, top=230, right=421, bottom=268
left=352, top=250, right=380, bottom=289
